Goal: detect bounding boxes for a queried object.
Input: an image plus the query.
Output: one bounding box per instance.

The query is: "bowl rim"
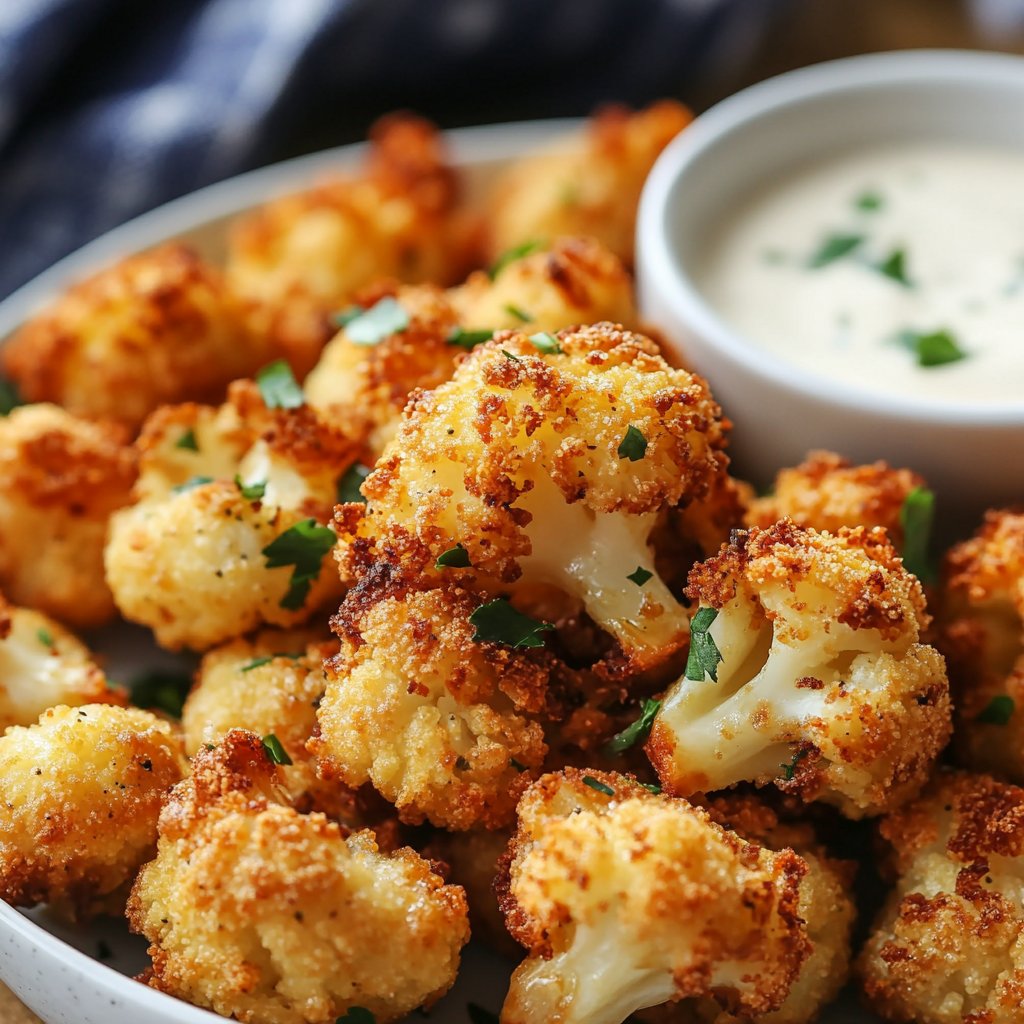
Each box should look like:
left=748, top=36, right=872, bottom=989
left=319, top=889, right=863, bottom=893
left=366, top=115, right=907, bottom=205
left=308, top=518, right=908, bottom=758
left=638, top=47, right=1024, bottom=426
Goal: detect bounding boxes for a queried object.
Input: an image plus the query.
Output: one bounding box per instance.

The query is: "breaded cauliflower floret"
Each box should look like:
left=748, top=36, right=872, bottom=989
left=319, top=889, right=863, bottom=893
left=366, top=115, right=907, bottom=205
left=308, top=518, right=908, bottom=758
left=486, top=101, right=692, bottom=266
left=227, top=114, right=476, bottom=376
left=312, top=568, right=554, bottom=831
left=859, top=770, right=1024, bottom=1023
left=746, top=450, right=925, bottom=546
left=0, top=595, right=122, bottom=730
left=3, top=244, right=269, bottom=430
left=349, top=324, right=728, bottom=669
left=105, top=379, right=352, bottom=650
left=938, top=510, right=1024, bottom=782
left=0, top=704, right=184, bottom=918
left=648, top=520, right=952, bottom=817
left=497, top=769, right=810, bottom=1024
left=0, top=403, right=135, bottom=628
left=129, top=731, right=469, bottom=1023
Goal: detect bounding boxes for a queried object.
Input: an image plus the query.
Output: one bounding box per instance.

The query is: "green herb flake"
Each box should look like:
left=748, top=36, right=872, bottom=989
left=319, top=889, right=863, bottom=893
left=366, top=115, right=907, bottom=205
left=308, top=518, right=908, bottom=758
left=235, top=475, right=267, bottom=501
left=261, top=519, right=336, bottom=611
left=627, top=566, right=653, bottom=587
left=131, top=670, right=193, bottom=719
left=504, top=304, right=531, bottom=323
left=489, top=239, right=543, bottom=279
left=469, top=598, right=552, bottom=649
left=261, top=733, right=293, bottom=766
left=467, top=1003, right=499, bottom=1024
left=603, top=699, right=661, bottom=756
left=807, top=232, right=864, bottom=269
left=638, top=782, right=662, bottom=795
left=501, top=348, right=521, bottom=363
left=337, top=463, right=371, bottom=504
left=855, top=190, right=884, bottom=212
left=977, top=695, right=1015, bottom=726
left=171, top=475, right=214, bottom=494
left=241, top=652, right=302, bottom=673
left=617, top=425, right=647, bottom=462
left=529, top=331, right=561, bottom=355
left=435, top=544, right=471, bottom=569
left=781, top=749, right=809, bottom=781
left=332, top=304, right=363, bottom=328
left=899, top=486, right=936, bottom=583
left=685, top=606, right=722, bottom=682
left=256, top=359, right=305, bottom=409
left=175, top=428, right=199, bottom=451
left=447, top=327, right=493, bottom=350
left=36, top=627, right=54, bottom=648
left=896, top=328, right=967, bottom=368
left=335, top=1009, right=375, bottom=1024
left=0, top=379, right=21, bottom=416
left=345, top=297, right=410, bottom=346
left=582, top=775, right=615, bottom=796
left=876, top=248, right=912, bottom=287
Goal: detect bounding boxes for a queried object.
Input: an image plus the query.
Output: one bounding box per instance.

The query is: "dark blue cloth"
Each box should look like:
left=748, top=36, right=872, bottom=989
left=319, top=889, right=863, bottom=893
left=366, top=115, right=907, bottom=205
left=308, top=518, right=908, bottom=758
left=0, top=0, right=778, bottom=299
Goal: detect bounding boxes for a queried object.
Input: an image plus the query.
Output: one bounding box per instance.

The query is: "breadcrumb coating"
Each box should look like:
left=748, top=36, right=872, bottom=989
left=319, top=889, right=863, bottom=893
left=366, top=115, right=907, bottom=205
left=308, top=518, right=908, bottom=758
left=3, top=244, right=270, bottom=430
left=347, top=323, right=728, bottom=669
left=648, top=520, right=952, bottom=817
left=486, top=101, right=692, bottom=266
left=227, top=114, right=476, bottom=376
left=0, top=403, right=135, bottom=628
left=0, top=703, right=185, bottom=918
left=938, top=509, right=1024, bottom=782
left=497, top=769, right=810, bottom=1024
left=129, top=731, right=469, bottom=1023
left=859, top=770, right=1024, bottom=1023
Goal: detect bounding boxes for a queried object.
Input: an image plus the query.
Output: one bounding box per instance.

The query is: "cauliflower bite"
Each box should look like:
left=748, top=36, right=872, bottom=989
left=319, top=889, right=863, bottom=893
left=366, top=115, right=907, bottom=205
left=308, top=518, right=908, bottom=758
left=227, top=114, right=476, bottom=376
left=182, top=627, right=356, bottom=819
left=0, top=403, right=135, bottom=628
left=0, top=595, right=122, bottom=730
left=938, top=509, right=1024, bottom=782
left=497, top=769, right=811, bottom=1024
left=105, top=378, right=352, bottom=650
left=859, top=770, right=1024, bottom=1023
left=312, top=567, right=557, bottom=831
left=0, top=703, right=184, bottom=918
left=648, top=520, right=952, bottom=817
left=486, top=100, right=692, bottom=267
left=347, top=323, right=728, bottom=669
left=3, top=244, right=269, bottom=431
left=129, top=730, right=469, bottom=1023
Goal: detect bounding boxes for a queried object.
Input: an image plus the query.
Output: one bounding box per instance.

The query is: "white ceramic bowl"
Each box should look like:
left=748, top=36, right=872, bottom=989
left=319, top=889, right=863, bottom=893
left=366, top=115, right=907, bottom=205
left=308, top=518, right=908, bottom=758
left=637, top=49, right=1024, bottom=523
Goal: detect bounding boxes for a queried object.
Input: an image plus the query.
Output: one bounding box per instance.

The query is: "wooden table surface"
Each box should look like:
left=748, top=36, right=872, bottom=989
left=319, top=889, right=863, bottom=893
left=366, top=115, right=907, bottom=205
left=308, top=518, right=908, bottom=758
left=3, top=0, right=1022, bottom=1020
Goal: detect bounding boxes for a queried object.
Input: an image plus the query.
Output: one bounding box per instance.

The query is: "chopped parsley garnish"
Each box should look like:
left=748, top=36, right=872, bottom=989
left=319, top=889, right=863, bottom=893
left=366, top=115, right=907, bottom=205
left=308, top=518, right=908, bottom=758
left=603, top=699, right=661, bottom=756
left=131, top=669, right=193, bottom=719
left=855, top=190, right=884, bottom=212
left=489, top=239, right=542, bottom=279
left=977, top=695, right=1015, bottom=726
left=896, top=328, right=967, bottom=368
left=335, top=1010, right=375, bottom=1024
left=876, top=248, right=912, bottom=287
left=781, top=749, right=809, bottom=781
left=0, top=379, right=21, bottom=416
left=899, top=486, right=936, bottom=583
left=172, top=475, right=214, bottom=493
left=626, top=566, right=653, bottom=587
left=345, top=297, right=410, bottom=346
left=175, top=428, right=199, bottom=451
left=235, top=475, right=267, bottom=501
left=467, top=1003, right=499, bottom=1024
left=469, top=598, right=552, bottom=649
left=239, top=653, right=301, bottom=673
left=501, top=349, right=521, bottom=363
left=807, top=232, right=864, bottom=269
left=256, top=359, right=304, bottom=409
left=337, top=463, right=371, bottom=504
left=685, top=607, right=722, bottom=682
left=582, top=775, right=615, bottom=796
left=447, top=327, right=493, bottom=350
left=36, top=627, right=54, bottom=648
left=332, top=304, right=363, bottom=328
left=261, top=733, right=292, bottom=766
left=261, top=519, right=336, bottom=610
left=504, top=303, right=531, bottom=323
left=638, top=782, right=662, bottom=795
left=617, top=425, right=647, bottom=462
left=435, top=543, right=471, bottom=569
left=529, top=331, right=561, bottom=355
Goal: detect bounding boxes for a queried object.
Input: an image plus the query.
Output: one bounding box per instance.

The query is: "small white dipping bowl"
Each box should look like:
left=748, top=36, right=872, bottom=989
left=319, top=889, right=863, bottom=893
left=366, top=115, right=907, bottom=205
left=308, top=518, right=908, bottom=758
left=637, top=49, right=1024, bottom=522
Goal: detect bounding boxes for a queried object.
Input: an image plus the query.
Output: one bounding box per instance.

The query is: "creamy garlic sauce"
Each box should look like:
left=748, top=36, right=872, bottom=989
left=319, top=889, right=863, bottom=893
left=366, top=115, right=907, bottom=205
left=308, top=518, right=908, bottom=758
left=695, top=141, right=1024, bottom=404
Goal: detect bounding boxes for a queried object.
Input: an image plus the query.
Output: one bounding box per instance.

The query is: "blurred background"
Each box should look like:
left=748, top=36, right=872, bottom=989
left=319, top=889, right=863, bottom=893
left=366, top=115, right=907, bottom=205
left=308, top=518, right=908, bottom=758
left=0, top=0, right=1023, bottom=300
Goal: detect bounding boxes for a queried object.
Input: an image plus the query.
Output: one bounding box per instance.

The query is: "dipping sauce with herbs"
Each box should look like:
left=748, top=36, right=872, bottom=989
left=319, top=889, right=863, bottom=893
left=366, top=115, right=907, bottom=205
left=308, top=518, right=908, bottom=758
left=696, top=140, right=1024, bottom=402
